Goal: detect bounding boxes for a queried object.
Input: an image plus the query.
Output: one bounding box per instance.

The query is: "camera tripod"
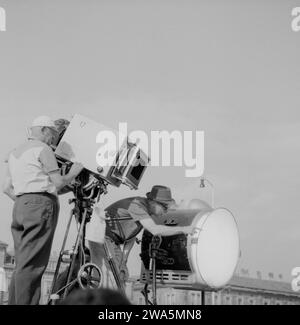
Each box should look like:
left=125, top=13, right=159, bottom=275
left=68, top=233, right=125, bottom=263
left=48, top=177, right=107, bottom=304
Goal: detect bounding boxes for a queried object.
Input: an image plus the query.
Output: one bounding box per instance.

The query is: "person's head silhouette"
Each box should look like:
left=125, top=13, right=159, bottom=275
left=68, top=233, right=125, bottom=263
left=59, top=288, right=131, bottom=305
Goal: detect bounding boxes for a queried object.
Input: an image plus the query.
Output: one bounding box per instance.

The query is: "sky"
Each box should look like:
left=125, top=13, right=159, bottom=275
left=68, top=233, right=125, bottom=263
left=0, top=0, right=300, bottom=282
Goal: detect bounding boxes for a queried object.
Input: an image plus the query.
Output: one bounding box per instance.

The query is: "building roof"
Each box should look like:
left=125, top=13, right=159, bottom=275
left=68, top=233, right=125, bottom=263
left=226, top=275, right=299, bottom=297
left=129, top=274, right=300, bottom=297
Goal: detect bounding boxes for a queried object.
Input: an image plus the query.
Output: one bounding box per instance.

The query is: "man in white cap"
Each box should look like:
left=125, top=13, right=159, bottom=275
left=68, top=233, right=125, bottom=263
left=2, top=116, right=84, bottom=305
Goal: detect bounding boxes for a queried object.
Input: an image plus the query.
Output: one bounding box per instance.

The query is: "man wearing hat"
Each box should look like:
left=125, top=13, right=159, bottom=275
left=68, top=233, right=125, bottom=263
left=2, top=116, right=84, bottom=304
left=87, top=185, right=193, bottom=289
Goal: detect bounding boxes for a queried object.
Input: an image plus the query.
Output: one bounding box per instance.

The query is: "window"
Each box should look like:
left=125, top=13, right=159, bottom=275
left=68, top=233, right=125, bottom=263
left=224, top=295, right=232, bottom=305
left=205, top=293, right=212, bottom=305
left=211, top=293, right=217, bottom=305
left=248, top=298, right=254, bottom=305
left=231, top=295, right=238, bottom=305
left=191, top=293, right=196, bottom=305
left=166, top=294, right=172, bottom=305
left=171, top=293, right=176, bottom=305
left=237, top=297, right=243, bottom=305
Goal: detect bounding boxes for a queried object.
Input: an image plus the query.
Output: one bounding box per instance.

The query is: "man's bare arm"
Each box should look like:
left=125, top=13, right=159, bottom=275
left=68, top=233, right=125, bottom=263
left=126, top=201, right=193, bottom=236
left=139, top=218, right=193, bottom=236
left=2, top=165, right=16, bottom=201
left=48, top=162, right=84, bottom=191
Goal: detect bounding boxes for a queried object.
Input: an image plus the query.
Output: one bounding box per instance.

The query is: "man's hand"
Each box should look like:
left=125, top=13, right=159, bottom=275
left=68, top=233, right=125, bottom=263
left=3, top=186, right=16, bottom=201
left=184, top=225, right=195, bottom=234
left=69, top=162, right=84, bottom=177
left=49, top=162, right=84, bottom=191
left=155, top=248, right=168, bottom=260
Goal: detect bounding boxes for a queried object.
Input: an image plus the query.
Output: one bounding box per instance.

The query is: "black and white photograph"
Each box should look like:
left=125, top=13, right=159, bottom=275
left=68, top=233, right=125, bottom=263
left=0, top=0, right=300, bottom=310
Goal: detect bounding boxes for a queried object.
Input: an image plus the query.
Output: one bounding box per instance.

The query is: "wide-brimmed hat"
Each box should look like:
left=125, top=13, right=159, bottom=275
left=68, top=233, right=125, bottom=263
left=146, top=185, right=175, bottom=207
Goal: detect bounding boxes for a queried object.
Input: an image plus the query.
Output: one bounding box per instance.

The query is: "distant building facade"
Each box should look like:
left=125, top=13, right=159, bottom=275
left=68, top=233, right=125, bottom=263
left=0, top=241, right=58, bottom=305
left=1, top=240, right=300, bottom=305
left=128, top=275, right=300, bottom=305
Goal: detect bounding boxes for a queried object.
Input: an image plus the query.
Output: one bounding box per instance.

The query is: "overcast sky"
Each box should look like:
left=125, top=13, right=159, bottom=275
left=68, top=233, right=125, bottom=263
left=0, top=0, right=299, bottom=281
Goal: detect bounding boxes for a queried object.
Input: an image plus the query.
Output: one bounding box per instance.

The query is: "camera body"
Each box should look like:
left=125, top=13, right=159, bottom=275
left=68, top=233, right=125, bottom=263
left=54, top=114, right=149, bottom=190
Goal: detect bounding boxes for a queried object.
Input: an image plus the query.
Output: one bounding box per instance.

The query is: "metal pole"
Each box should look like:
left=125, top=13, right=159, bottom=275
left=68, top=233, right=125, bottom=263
left=150, top=236, right=161, bottom=305
left=201, top=291, right=205, bottom=305
left=103, top=242, right=125, bottom=294
left=152, top=256, right=157, bottom=305
left=200, top=178, right=214, bottom=208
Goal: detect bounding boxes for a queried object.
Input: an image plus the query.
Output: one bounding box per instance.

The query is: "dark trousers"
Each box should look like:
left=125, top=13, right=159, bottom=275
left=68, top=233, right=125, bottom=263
left=8, top=193, right=59, bottom=305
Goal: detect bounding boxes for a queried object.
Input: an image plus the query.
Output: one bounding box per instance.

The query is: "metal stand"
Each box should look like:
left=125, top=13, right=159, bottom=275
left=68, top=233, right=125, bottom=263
left=48, top=177, right=107, bottom=304
left=62, top=198, right=93, bottom=299
left=145, top=235, right=162, bottom=305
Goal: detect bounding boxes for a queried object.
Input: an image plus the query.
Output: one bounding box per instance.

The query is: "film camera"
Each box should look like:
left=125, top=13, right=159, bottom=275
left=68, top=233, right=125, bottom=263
left=53, top=114, right=149, bottom=196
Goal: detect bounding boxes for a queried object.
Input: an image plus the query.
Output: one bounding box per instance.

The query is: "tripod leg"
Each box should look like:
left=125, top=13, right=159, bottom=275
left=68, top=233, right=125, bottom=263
left=48, top=208, right=74, bottom=303
left=103, top=242, right=125, bottom=294
left=63, top=208, right=89, bottom=299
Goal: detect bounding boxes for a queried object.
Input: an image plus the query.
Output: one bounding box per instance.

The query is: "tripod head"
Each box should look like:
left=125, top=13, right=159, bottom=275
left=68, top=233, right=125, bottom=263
left=72, top=169, right=107, bottom=201
left=68, top=171, right=108, bottom=225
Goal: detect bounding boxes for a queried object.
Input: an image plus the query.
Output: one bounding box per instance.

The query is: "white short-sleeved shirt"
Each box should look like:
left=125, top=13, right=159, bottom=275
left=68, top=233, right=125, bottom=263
left=6, top=139, right=59, bottom=196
